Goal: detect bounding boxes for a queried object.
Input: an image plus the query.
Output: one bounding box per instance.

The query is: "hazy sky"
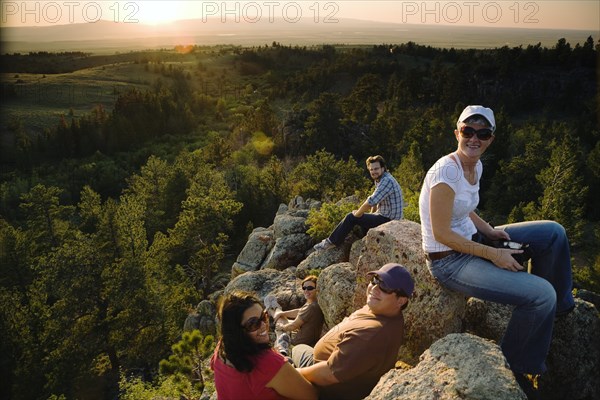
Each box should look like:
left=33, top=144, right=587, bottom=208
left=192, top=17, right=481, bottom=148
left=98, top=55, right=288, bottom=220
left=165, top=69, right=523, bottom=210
left=1, top=0, right=599, bottom=31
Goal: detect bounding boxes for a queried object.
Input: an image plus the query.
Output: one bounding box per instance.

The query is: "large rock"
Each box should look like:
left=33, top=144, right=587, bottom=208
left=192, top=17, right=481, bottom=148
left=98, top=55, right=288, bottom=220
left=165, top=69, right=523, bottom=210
left=231, top=227, right=274, bottom=278
left=287, top=195, right=321, bottom=212
left=466, top=297, right=600, bottom=400
left=297, top=242, right=351, bottom=274
left=317, top=262, right=357, bottom=329
left=183, top=300, right=217, bottom=337
left=542, top=299, right=599, bottom=400
left=465, top=298, right=512, bottom=342
left=273, top=214, right=307, bottom=238
left=261, top=233, right=313, bottom=270
left=352, top=219, right=467, bottom=364
left=224, top=268, right=305, bottom=310
left=541, top=298, right=600, bottom=400
left=232, top=196, right=320, bottom=274
left=368, top=333, right=526, bottom=400
left=576, top=288, right=600, bottom=310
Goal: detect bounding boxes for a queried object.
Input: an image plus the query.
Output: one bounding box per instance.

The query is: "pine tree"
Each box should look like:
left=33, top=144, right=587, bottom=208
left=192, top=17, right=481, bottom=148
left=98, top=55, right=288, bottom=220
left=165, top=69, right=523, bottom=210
left=527, top=132, right=588, bottom=245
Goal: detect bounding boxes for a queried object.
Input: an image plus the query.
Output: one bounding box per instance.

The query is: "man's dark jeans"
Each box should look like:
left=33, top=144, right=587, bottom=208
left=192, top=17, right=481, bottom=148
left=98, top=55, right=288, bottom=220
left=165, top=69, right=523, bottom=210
left=329, top=213, right=390, bottom=245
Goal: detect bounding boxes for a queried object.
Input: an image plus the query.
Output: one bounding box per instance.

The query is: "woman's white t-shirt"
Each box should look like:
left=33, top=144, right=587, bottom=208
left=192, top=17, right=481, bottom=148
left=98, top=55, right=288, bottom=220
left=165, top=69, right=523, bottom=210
left=419, top=153, right=482, bottom=253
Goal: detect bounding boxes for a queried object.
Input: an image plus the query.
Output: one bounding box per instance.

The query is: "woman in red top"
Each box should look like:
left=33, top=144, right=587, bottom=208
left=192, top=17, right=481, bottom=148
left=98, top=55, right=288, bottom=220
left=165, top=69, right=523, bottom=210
left=211, top=290, right=317, bottom=400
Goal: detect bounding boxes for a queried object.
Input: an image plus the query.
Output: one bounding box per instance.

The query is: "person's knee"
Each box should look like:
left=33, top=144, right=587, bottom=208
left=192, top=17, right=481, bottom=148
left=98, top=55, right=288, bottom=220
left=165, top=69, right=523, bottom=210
left=541, top=220, right=567, bottom=238
left=532, top=280, right=557, bottom=311
left=291, top=344, right=310, bottom=358
left=291, top=344, right=314, bottom=368
left=343, top=212, right=357, bottom=222
left=551, top=221, right=567, bottom=238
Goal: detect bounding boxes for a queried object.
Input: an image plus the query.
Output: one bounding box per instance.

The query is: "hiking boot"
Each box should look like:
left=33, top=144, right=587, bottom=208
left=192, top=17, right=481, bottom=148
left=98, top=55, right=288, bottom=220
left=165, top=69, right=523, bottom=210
left=513, top=372, right=540, bottom=400
left=314, top=238, right=335, bottom=251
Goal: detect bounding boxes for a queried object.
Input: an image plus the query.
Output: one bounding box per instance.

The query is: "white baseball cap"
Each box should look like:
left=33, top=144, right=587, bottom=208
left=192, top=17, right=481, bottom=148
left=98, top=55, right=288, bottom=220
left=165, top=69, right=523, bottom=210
left=457, top=105, right=496, bottom=131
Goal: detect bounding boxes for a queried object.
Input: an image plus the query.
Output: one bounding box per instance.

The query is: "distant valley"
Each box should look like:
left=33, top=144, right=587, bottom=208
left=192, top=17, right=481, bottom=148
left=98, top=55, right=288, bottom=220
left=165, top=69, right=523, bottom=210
left=1, top=18, right=596, bottom=53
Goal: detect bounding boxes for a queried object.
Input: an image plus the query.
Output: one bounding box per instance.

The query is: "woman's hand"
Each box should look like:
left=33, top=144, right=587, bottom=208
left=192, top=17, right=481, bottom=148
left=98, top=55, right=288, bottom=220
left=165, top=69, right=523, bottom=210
left=486, top=228, right=511, bottom=241
left=488, top=247, right=525, bottom=272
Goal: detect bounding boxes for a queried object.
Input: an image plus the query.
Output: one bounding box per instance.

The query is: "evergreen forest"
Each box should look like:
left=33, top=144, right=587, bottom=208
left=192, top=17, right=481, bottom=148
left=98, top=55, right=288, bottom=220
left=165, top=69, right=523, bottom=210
left=0, top=37, right=599, bottom=399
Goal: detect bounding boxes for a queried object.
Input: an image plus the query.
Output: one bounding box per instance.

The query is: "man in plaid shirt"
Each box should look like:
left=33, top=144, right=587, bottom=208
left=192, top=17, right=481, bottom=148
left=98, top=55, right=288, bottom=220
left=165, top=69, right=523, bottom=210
left=314, top=155, right=404, bottom=251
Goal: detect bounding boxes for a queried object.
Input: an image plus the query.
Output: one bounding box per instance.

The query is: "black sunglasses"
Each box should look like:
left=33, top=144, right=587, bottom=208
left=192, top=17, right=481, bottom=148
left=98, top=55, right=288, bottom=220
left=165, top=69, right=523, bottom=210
left=459, top=126, right=494, bottom=141
left=242, top=309, right=269, bottom=332
left=302, top=285, right=315, bottom=291
left=370, top=275, right=407, bottom=297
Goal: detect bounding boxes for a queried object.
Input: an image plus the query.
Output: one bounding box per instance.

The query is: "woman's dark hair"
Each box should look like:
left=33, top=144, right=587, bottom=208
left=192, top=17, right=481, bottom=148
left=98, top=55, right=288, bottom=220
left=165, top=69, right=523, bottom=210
left=217, top=290, right=271, bottom=372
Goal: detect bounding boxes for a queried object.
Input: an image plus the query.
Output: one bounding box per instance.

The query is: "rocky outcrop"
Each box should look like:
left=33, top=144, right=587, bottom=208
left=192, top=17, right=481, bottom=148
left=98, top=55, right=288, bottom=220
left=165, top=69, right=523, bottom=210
left=261, top=233, right=313, bottom=270
left=316, top=262, right=357, bottom=329
left=351, top=220, right=467, bottom=364
left=544, top=299, right=600, bottom=400
left=230, top=196, right=319, bottom=277
left=465, top=298, right=512, bottom=342
left=231, top=227, right=274, bottom=277
left=576, top=288, right=600, bottom=310
left=369, top=333, right=526, bottom=400
left=273, top=213, right=308, bottom=237
left=208, top=199, right=600, bottom=400
left=466, top=297, right=600, bottom=400
left=296, top=240, right=352, bottom=273
left=183, top=300, right=217, bottom=336
left=224, top=267, right=306, bottom=311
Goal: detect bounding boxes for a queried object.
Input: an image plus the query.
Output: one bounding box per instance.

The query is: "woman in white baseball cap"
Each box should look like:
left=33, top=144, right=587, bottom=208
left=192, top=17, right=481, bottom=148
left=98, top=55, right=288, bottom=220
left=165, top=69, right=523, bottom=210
left=418, top=105, right=575, bottom=399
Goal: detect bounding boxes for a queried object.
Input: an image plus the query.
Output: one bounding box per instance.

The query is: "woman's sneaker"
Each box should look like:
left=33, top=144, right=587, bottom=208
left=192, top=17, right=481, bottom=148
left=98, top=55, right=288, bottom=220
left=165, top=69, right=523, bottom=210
left=264, top=294, right=282, bottom=316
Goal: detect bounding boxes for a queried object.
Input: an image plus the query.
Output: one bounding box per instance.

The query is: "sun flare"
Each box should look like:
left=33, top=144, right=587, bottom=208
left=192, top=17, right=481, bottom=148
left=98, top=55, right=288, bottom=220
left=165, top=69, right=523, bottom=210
left=137, top=1, right=182, bottom=25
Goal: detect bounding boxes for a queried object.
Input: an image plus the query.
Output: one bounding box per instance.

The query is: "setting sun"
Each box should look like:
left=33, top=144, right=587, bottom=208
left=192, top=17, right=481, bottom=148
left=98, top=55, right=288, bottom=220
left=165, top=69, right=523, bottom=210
left=137, top=1, right=182, bottom=25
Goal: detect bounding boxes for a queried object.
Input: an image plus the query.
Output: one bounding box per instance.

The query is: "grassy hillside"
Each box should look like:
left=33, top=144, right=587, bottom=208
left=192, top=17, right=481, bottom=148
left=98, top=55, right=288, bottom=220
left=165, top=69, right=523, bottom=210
left=0, top=47, right=247, bottom=140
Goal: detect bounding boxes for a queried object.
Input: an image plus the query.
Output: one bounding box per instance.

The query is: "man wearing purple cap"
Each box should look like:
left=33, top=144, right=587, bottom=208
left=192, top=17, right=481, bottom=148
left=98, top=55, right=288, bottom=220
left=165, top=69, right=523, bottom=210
left=419, top=105, right=575, bottom=399
left=291, top=263, right=413, bottom=400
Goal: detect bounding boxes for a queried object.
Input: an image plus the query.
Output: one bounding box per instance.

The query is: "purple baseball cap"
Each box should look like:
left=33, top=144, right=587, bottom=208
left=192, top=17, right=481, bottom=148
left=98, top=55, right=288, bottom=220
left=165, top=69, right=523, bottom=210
left=367, top=263, right=414, bottom=297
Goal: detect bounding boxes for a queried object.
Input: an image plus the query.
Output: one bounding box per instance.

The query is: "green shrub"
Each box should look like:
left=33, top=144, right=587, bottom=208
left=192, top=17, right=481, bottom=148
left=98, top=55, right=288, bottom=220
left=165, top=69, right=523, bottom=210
left=306, top=200, right=359, bottom=240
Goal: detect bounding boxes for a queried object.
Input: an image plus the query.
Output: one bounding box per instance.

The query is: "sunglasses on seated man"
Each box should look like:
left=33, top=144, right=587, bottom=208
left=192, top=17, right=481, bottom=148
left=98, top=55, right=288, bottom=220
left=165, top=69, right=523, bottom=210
left=370, top=275, right=408, bottom=298
left=459, top=125, right=494, bottom=141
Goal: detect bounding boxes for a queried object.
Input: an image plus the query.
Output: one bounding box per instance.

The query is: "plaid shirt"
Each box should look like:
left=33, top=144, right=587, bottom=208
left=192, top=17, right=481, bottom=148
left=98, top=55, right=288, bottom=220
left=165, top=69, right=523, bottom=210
left=367, top=171, right=404, bottom=220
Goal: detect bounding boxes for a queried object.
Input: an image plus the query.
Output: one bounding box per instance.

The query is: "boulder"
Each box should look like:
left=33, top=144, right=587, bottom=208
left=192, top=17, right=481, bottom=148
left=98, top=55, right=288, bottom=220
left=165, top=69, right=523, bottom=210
left=287, top=195, right=321, bottom=212
left=368, top=333, right=526, bottom=400
left=465, top=298, right=512, bottom=342
left=466, top=297, right=600, bottom=400
left=542, top=299, right=599, bottom=400
left=273, top=214, right=307, bottom=238
left=260, top=233, right=313, bottom=270
left=297, top=242, right=351, bottom=274
left=352, top=219, right=466, bottom=364
left=231, top=227, right=275, bottom=278
left=576, top=288, right=600, bottom=310
left=276, top=203, right=288, bottom=215
left=183, top=300, right=217, bottom=337
left=224, top=268, right=305, bottom=311
left=317, top=262, right=357, bottom=329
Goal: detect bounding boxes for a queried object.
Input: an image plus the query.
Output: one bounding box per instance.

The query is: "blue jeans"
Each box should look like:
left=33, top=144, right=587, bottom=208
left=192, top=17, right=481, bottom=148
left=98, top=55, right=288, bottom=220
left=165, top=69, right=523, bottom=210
left=427, top=220, right=574, bottom=374
left=329, top=213, right=390, bottom=245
